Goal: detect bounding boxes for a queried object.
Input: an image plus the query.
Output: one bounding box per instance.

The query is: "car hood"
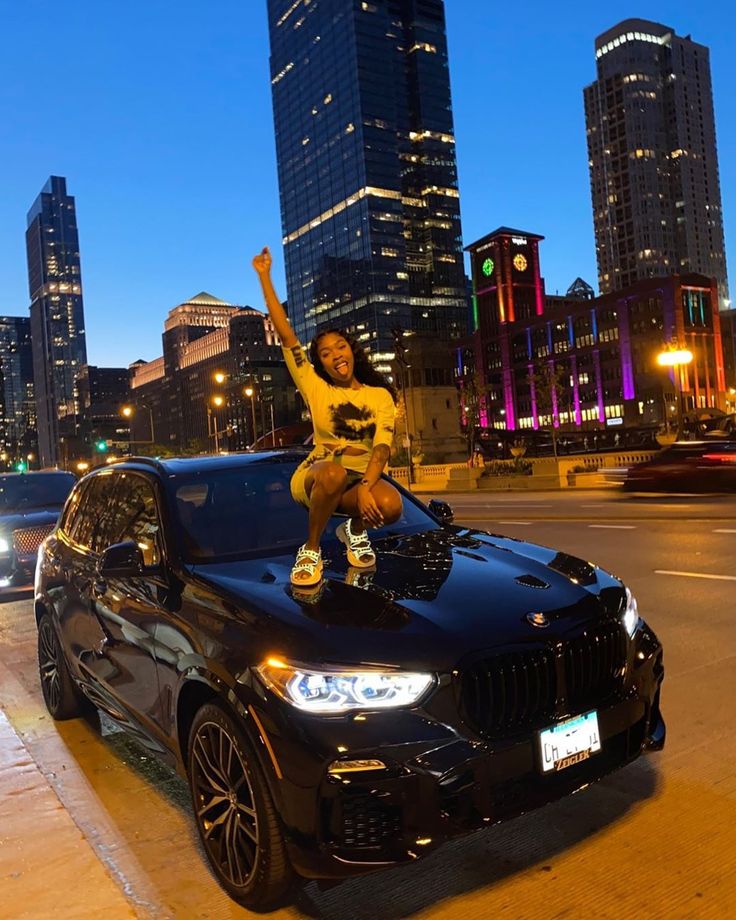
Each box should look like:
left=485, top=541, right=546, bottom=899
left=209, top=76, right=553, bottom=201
left=0, top=509, right=60, bottom=533
left=190, top=526, right=626, bottom=671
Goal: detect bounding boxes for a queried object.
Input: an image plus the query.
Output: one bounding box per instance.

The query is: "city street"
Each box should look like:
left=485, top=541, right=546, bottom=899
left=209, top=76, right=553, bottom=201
left=1, top=490, right=735, bottom=919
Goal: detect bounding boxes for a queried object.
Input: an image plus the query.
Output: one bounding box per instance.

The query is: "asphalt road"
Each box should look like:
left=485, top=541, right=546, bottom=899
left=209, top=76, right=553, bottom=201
left=1, top=490, right=734, bottom=919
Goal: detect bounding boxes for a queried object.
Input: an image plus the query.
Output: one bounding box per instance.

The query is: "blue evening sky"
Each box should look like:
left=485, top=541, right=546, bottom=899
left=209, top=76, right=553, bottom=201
left=1, top=1, right=734, bottom=367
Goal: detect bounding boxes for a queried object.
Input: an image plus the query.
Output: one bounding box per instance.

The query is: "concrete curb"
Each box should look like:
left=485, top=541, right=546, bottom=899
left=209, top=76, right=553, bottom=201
left=0, top=708, right=138, bottom=919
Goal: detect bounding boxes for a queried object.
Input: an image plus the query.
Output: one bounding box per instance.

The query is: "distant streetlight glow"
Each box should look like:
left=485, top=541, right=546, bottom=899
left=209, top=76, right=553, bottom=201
left=213, top=395, right=224, bottom=407
left=214, top=372, right=226, bottom=384
left=657, top=349, right=693, bottom=367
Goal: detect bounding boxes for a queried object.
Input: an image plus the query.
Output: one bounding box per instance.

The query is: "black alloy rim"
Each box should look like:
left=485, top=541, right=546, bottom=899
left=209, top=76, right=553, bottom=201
left=38, top=620, right=61, bottom=712
left=191, top=720, right=259, bottom=887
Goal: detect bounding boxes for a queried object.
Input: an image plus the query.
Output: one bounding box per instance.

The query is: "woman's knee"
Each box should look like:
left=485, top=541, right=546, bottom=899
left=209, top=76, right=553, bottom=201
left=376, top=489, right=403, bottom=524
left=313, top=462, right=348, bottom=495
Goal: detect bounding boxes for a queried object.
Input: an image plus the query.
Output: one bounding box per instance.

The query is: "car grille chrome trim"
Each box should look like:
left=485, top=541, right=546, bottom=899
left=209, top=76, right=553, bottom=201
left=459, top=620, right=627, bottom=738
left=12, top=524, right=55, bottom=557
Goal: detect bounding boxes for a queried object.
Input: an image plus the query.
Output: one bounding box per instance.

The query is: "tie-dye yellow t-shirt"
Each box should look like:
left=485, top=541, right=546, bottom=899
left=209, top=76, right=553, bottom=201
left=283, top=340, right=395, bottom=473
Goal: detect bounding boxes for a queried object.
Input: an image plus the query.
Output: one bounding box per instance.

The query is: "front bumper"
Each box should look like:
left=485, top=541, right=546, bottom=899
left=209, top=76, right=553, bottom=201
left=0, top=551, right=36, bottom=589
left=247, top=624, right=665, bottom=881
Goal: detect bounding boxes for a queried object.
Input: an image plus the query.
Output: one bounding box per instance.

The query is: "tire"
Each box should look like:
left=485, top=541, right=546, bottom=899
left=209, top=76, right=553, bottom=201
left=187, top=701, right=293, bottom=911
left=37, top=613, right=89, bottom=720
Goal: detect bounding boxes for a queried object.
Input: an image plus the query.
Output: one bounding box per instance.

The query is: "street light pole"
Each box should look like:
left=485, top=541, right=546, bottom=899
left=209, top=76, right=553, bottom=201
left=244, top=386, right=257, bottom=447
left=657, top=347, right=694, bottom=440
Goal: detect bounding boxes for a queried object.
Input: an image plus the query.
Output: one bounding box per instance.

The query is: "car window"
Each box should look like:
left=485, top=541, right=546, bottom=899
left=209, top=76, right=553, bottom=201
left=67, top=473, right=119, bottom=551
left=0, top=473, right=75, bottom=512
left=59, top=479, right=90, bottom=535
left=105, top=473, right=162, bottom=567
left=170, top=461, right=436, bottom=563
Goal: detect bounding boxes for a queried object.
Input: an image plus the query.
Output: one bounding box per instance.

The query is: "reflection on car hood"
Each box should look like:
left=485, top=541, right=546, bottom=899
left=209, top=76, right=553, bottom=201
left=192, top=527, right=626, bottom=671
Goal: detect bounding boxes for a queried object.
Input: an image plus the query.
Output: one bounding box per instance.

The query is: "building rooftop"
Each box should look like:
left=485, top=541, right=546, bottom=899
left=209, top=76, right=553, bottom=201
left=465, top=227, right=544, bottom=252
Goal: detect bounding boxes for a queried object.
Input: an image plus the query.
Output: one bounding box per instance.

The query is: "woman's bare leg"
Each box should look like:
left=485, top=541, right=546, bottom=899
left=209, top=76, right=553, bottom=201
left=303, top=460, right=348, bottom=550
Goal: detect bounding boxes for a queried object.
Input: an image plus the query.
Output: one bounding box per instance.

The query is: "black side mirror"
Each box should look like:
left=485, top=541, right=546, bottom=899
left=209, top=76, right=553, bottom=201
left=98, top=541, right=145, bottom=577
left=428, top=499, right=454, bottom=524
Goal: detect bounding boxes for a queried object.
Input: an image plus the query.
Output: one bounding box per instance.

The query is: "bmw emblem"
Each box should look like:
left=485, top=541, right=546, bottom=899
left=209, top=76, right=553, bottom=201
left=526, top=611, right=550, bottom=628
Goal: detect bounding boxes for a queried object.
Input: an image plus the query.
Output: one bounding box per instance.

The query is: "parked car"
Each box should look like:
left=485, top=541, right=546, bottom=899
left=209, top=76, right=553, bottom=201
left=35, top=453, right=665, bottom=910
left=0, top=470, right=76, bottom=589
left=622, top=441, right=736, bottom=492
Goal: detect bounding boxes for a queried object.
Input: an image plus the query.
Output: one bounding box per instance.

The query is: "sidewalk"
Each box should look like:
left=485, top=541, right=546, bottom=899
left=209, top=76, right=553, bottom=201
left=0, top=708, right=137, bottom=919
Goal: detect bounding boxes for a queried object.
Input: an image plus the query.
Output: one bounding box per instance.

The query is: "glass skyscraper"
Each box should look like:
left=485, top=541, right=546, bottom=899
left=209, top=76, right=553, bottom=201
left=266, top=0, right=468, bottom=370
left=584, top=19, right=729, bottom=307
left=26, top=176, right=88, bottom=467
left=0, top=316, right=35, bottom=461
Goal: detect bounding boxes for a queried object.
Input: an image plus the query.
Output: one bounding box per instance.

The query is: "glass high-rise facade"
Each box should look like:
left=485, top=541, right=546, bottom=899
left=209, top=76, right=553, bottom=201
left=26, top=176, right=88, bottom=467
left=584, top=19, right=729, bottom=308
left=266, top=0, right=468, bottom=370
left=0, top=316, right=36, bottom=461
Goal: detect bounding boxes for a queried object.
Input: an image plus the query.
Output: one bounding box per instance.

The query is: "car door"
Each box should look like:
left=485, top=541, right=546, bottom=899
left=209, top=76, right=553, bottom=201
left=55, top=472, right=121, bottom=688
left=82, top=470, right=173, bottom=747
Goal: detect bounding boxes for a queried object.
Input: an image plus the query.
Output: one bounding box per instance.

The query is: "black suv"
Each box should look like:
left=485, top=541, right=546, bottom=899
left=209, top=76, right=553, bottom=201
left=35, top=454, right=665, bottom=910
left=0, top=470, right=76, bottom=589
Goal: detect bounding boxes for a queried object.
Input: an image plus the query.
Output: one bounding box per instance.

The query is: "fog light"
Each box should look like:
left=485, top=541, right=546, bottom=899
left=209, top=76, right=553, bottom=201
left=328, top=759, right=387, bottom=775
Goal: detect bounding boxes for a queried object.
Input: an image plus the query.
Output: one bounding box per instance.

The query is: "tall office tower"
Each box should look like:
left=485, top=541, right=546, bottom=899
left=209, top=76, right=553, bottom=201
left=584, top=19, right=729, bottom=307
left=0, top=316, right=36, bottom=460
left=266, top=0, right=468, bottom=370
left=26, top=176, right=88, bottom=467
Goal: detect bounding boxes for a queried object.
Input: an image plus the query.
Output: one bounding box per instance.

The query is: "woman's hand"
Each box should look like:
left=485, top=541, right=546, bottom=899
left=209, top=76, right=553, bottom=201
left=357, top=484, right=384, bottom=529
left=252, top=246, right=272, bottom=276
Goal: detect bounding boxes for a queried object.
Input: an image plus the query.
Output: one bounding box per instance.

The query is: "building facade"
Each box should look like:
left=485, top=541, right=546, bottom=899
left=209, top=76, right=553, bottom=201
left=0, top=316, right=36, bottom=463
left=584, top=19, right=729, bottom=307
left=266, top=0, right=468, bottom=370
left=130, top=293, right=300, bottom=452
left=76, top=365, right=131, bottom=459
left=465, top=227, right=728, bottom=433
left=25, top=176, right=88, bottom=467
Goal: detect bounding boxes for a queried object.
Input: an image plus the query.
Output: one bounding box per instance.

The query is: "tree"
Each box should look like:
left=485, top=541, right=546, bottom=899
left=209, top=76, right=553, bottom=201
left=527, top=362, right=569, bottom=459
left=459, top=370, right=494, bottom=459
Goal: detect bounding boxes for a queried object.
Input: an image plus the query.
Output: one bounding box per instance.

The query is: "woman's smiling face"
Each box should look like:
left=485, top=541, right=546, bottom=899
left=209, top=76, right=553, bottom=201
left=316, top=332, right=355, bottom=385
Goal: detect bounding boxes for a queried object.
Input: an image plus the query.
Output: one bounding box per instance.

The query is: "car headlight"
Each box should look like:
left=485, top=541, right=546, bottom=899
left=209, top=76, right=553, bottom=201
left=255, top=658, right=434, bottom=713
left=623, top=587, right=640, bottom=637
left=0, top=536, right=9, bottom=554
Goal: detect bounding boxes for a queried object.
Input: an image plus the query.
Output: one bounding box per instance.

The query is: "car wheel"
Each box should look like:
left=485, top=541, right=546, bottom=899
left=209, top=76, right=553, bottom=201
left=37, top=612, right=89, bottom=720
left=187, top=702, right=293, bottom=910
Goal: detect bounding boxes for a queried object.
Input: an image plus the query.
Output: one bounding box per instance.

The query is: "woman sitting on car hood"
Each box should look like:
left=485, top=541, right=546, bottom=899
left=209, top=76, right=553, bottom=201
left=253, top=247, right=402, bottom=587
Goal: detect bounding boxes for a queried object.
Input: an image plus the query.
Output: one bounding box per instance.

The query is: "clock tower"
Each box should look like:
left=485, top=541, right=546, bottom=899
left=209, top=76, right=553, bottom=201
left=464, top=228, right=545, bottom=430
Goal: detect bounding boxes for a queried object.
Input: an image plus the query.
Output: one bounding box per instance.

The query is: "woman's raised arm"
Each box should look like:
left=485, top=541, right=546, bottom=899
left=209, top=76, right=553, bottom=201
left=252, top=247, right=297, bottom=348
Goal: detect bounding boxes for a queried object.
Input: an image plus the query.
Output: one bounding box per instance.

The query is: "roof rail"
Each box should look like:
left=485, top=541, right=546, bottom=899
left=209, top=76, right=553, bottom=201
left=116, top=455, right=168, bottom=472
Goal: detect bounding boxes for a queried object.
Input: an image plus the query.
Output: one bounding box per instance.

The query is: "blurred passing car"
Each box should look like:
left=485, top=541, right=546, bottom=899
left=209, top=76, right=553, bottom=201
left=35, top=453, right=665, bottom=909
left=622, top=441, right=736, bottom=492
left=0, top=470, right=76, bottom=589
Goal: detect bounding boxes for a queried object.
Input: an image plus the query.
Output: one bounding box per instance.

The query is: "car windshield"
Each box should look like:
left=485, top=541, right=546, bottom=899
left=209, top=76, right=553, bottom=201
left=169, top=460, right=438, bottom=564
left=0, top=473, right=76, bottom=513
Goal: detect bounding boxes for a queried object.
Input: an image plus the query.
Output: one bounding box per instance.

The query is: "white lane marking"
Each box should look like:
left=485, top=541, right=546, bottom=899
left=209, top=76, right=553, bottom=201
left=497, top=521, right=532, bottom=525
left=713, top=529, right=736, bottom=533
left=654, top=570, right=736, bottom=582
left=588, top=524, right=636, bottom=529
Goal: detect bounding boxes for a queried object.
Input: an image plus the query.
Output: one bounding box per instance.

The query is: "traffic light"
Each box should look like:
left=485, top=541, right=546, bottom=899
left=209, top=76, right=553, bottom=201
left=95, top=440, right=108, bottom=453
left=15, top=461, right=27, bottom=473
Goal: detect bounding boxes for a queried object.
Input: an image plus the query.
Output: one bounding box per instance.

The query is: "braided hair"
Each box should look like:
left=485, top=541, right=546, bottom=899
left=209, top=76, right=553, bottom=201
left=309, top=329, right=397, bottom=404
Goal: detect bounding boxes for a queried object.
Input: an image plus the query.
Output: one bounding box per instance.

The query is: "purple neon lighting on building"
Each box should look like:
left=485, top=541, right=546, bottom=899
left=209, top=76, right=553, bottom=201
left=593, top=349, right=605, bottom=423
left=529, top=363, right=539, bottom=429
left=618, top=301, right=636, bottom=400
left=548, top=360, right=559, bottom=428
left=571, top=354, right=582, bottom=425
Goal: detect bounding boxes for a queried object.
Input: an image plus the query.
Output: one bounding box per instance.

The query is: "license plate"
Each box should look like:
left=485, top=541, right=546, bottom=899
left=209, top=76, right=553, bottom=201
left=539, top=710, right=601, bottom=773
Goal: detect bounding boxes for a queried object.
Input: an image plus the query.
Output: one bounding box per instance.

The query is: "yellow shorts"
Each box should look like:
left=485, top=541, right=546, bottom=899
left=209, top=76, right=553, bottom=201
left=290, top=446, right=365, bottom=508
